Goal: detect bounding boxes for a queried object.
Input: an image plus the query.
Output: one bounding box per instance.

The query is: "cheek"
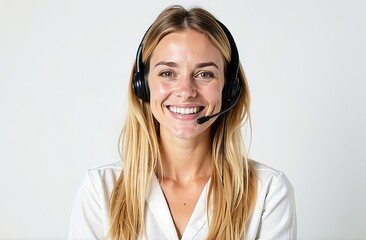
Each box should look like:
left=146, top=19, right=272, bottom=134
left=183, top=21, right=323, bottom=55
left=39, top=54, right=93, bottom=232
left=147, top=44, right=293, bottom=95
left=206, top=85, right=223, bottom=106
left=149, top=81, right=171, bottom=103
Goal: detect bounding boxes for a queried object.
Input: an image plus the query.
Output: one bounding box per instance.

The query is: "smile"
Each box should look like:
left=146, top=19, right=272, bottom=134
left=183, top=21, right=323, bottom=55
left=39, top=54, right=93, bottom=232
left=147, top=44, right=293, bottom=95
left=168, top=106, right=203, bottom=115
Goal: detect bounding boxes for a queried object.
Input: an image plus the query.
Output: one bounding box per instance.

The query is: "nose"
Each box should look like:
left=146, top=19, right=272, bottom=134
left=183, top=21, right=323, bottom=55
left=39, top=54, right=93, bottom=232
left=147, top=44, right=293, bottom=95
left=175, top=76, right=197, bottom=99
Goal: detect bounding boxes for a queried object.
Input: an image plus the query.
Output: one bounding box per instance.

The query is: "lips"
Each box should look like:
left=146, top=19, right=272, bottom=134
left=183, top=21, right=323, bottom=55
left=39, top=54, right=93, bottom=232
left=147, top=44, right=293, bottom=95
left=168, top=106, right=204, bottom=115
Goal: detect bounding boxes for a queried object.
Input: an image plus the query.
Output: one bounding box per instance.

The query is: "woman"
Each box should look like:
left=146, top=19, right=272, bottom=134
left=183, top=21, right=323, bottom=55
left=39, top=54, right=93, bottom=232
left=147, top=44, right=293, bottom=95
left=69, top=5, right=296, bottom=240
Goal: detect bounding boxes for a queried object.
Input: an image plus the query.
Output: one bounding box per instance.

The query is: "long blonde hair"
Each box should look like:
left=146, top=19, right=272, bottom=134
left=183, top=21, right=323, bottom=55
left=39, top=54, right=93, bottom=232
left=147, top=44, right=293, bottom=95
left=109, top=5, right=256, bottom=239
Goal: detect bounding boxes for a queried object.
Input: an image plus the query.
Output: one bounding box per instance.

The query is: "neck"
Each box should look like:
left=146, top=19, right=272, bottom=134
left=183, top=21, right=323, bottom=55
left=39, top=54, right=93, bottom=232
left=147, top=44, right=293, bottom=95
left=158, top=130, right=212, bottom=185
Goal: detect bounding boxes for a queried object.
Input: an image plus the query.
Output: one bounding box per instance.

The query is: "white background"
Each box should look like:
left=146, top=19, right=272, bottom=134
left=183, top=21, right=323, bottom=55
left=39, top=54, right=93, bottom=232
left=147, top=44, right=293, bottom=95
left=1, top=0, right=365, bottom=239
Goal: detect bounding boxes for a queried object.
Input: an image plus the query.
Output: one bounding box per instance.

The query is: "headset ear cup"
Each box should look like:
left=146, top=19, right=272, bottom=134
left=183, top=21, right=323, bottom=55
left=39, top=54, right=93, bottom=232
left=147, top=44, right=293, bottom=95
left=133, top=72, right=150, bottom=101
left=231, top=77, right=241, bottom=101
left=222, top=84, right=229, bottom=108
left=222, top=76, right=240, bottom=109
left=143, top=75, right=150, bottom=101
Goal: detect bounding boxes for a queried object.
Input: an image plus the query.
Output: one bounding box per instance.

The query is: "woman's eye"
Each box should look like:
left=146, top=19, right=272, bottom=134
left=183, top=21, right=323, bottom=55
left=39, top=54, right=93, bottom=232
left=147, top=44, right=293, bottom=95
left=196, top=71, right=214, bottom=79
left=159, top=71, right=174, bottom=78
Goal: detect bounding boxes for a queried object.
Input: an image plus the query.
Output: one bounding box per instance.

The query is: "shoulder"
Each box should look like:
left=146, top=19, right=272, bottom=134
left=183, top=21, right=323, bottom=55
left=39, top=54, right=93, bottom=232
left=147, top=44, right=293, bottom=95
left=251, top=160, right=294, bottom=195
left=85, top=162, right=122, bottom=195
left=246, top=160, right=297, bottom=239
left=250, top=159, right=296, bottom=219
left=74, top=162, right=122, bottom=205
left=252, top=160, right=283, bottom=178
left=69, top=162, right=122, bottom=239
left=87, top=161, right=122, bottom=181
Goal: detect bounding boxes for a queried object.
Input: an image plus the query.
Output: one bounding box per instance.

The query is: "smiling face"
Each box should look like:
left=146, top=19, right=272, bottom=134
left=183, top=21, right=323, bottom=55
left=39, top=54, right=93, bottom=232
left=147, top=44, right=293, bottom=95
left=147, top=28, right=225, bottom=140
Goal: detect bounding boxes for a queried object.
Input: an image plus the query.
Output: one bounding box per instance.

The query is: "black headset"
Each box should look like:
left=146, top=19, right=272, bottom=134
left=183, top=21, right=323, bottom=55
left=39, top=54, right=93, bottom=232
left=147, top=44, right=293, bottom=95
left=132, top=20, right=242, bottom=113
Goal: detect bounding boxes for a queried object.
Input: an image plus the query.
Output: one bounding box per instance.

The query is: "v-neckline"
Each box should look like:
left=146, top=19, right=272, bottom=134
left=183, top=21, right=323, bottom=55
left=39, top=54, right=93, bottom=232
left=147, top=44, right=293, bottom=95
left=146, top=174, right=211, bottom=240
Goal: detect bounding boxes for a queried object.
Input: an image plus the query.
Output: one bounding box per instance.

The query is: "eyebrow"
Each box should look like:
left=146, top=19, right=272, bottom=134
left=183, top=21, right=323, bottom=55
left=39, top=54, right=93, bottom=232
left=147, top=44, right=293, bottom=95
left=154, top=61, right=219, bottom=69
left=195, top=62, right=219, bottom=69
left=154, top=61, right=179, bottom=68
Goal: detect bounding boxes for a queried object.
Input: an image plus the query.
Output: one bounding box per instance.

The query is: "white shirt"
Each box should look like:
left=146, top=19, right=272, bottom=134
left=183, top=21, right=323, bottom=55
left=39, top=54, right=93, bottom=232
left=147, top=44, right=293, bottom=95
left=68, top=161, right=297, bottom=240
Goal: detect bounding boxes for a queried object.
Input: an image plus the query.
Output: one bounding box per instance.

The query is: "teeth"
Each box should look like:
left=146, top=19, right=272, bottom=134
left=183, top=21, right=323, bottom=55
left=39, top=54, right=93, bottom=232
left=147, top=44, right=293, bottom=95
left=169, top=106, right=199, bottom=114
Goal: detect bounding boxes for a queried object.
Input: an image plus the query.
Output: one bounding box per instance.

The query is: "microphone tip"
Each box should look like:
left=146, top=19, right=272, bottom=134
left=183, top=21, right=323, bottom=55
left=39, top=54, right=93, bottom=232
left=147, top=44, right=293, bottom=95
left=197, top=116, right=210, bottom=124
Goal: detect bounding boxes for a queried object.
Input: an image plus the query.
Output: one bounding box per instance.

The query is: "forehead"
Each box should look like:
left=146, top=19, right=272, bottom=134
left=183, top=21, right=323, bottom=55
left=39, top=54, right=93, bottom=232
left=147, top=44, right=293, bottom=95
left=149, top=29, right=224, bottom=66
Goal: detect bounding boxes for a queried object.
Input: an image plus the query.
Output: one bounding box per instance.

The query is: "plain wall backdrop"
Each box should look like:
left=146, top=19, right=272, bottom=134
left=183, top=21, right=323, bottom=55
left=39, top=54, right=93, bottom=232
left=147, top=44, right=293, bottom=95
left=1, top=0, right=365, bottom=239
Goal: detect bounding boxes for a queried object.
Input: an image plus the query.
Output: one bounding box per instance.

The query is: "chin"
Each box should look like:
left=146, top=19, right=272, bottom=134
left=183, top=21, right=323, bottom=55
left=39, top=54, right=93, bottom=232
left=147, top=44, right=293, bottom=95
left=171, top=125, right=210, bottom=140
left=172, top=129, right=198, bottom=139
